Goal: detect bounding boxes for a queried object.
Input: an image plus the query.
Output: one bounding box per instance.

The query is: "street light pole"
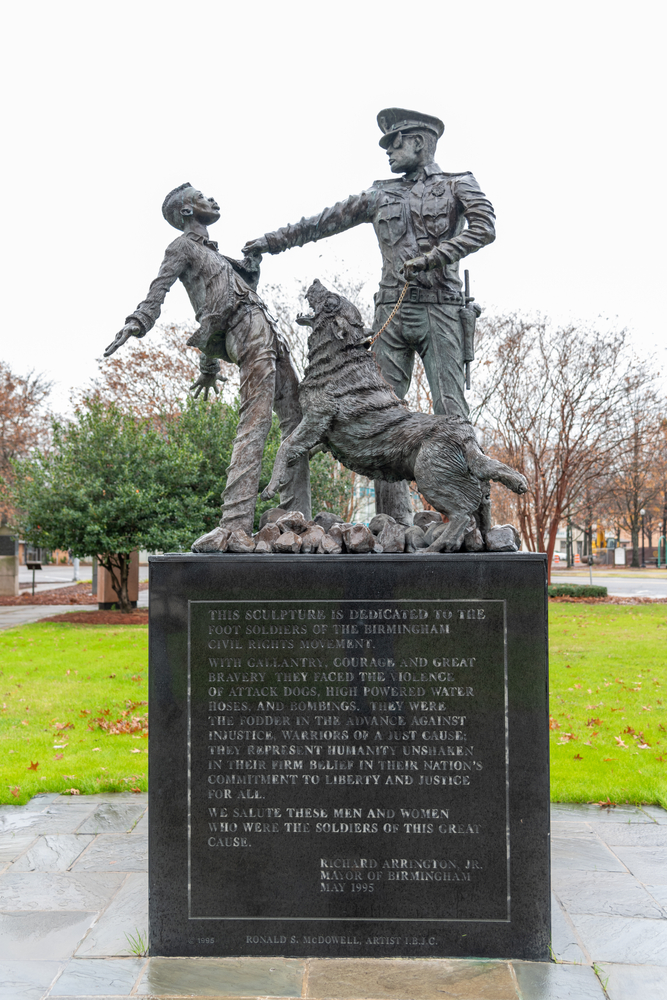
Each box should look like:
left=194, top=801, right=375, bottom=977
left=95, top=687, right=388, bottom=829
left=566, top=517, right=572, bottom=569
left=640, top=509, right=646, bottom=568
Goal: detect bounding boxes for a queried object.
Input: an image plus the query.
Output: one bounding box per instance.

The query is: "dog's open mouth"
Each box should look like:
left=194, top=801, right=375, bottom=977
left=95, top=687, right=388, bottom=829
left=296, top=312, right=315, bottom=327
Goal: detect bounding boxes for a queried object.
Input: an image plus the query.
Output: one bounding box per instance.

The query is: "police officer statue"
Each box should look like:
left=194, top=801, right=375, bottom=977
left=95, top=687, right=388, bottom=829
left=243, top=108, right=495, bottom=525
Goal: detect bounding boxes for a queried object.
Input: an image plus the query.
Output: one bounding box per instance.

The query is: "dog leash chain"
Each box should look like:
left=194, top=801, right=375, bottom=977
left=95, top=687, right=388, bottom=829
left=369, top=281, right=409, bottom=348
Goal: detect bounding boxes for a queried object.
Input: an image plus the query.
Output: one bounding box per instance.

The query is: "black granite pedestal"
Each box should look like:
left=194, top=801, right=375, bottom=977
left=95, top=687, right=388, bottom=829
left=148, top=553, right=549, bottom=960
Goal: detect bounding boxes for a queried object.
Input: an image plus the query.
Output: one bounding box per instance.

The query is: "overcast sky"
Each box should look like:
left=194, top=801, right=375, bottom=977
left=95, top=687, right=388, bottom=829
left=2, top=0, right=665, bottom=409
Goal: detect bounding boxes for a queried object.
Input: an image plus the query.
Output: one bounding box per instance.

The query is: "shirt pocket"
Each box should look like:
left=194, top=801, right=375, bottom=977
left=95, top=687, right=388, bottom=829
left=423, top=193, right=455, bottom=241
left=375, top=201, right=407, bottom=246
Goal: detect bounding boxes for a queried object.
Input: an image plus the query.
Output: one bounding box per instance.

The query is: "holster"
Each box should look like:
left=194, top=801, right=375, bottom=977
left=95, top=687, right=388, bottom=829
left=459, top=305, right=478, bottom=363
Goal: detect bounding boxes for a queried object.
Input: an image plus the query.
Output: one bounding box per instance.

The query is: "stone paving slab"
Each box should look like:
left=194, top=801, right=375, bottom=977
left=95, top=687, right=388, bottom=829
left=513, top=960, right=604, bottom=999
left=549, top=893, right=589, bottom=963
left=0, top=911, right=96, bottom=960
left=305, top=957, right=517, bottom=999
left=609, top=845, right=667, bottom=884
left=641, top=804, right=667, bottom=824
left=49, top=958, right=147, bottom=996
left=0, top=834, right=37, bottom=870
left=571, top=913, right=667, bottom=964
left=600, top=962, right=667, bottom=998
left=70, top=833, right=147, bottom=871
left=550, top=801, right=656, bottom=823
left=0, top=960, right=62, bottom=1000
left=135, top=957, right=305, bottom=997
left=595, top=821, right=667, bottom=846
left=0, top=870, right=125, bottom=911
left=75, top=873, right=147, bottom=957
left=11, top=835, right=95, bottom=872
left=550, top=834, right=626, bottom=872
left=552, top=870, right=666, bottom=918
left=76, top=801, right=147, bottom=835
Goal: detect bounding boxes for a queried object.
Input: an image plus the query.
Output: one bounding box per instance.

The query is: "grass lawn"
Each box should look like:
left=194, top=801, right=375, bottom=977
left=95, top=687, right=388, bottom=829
left=0, top=623, right=148, bottom=805
left=1, top=605, right=666, bottom=807
left=550, top=603, right=667, bottom=808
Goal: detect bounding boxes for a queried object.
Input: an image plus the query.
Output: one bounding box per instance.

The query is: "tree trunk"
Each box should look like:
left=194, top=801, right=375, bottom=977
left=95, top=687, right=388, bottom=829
left=99, top=552, right=133, bottom=612
left=545, top=531, right=558, bottom=584
left=631, top=528, right=640, bottom=568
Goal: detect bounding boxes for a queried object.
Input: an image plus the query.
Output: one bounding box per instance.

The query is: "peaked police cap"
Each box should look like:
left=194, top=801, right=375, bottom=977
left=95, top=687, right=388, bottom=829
left=377, top=108, right=445, bottom=148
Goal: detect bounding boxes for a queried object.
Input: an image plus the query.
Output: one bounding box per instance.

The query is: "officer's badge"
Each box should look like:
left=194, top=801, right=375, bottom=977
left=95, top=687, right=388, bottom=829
left=431, top=180, right=447, bottom=197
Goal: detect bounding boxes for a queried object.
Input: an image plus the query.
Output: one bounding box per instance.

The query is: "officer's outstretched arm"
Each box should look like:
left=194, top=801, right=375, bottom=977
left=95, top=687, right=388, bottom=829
left=243, top=190, right=374, bottom=256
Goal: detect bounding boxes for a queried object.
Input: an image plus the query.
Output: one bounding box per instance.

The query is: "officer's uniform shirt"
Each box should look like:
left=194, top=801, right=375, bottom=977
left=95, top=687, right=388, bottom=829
left=264, top=164, right=495, bottom=302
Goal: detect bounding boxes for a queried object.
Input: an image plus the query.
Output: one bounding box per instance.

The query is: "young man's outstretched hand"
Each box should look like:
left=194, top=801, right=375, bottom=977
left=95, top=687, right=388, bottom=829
left=104, top=321, right=144, bottom=358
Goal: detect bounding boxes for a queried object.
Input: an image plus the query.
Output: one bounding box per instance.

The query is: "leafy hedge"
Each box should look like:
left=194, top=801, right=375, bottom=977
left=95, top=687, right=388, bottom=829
left=548, top=584, right=608, bottom=598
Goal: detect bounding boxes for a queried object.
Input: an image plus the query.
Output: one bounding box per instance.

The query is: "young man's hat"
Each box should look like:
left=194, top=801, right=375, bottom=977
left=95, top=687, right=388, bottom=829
left=377, top=108, right=444, bottom=148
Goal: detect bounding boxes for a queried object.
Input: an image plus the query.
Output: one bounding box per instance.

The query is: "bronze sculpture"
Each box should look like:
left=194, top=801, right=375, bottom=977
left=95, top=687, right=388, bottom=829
left=243, top=108, right=495, bottom=525
left=261, top=281, right=527, bottom=552
left=105, top=183, right=311, bottom=536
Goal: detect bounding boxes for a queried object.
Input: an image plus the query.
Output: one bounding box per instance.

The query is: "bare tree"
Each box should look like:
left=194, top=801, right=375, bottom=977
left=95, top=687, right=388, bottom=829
left=470, top=313, right=656, bottom=579
left=79, top=322, right=238, bottom=419
left=602, top=386, right=667, bottom=566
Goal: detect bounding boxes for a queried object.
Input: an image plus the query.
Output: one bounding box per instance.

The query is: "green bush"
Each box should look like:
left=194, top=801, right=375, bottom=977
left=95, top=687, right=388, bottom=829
left=548, top=584, right=608, bottom=598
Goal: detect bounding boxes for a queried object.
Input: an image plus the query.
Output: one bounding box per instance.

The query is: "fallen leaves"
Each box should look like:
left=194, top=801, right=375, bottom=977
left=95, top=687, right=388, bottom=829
left=10, top=786, right=20, bottom=797
left=558, top=733, right=577, bottom=743
left=614, top=736, right=628, bottom=748
left=54, top=722, right=74, bottom=731
left=89, top=700, right=148, bottom=736
left=63, top=788, right=80, bottom=795
left=27, top=761, right=39, bottom=771
left=53, top=754, right=63, bottom=760
left=573, top=753, right=583, bottom=760
left=549, top=716, right=560, bottom=730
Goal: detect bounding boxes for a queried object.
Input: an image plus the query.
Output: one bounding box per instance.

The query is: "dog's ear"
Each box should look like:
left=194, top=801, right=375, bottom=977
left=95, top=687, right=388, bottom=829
left=323, top=293, right=341, bottom=314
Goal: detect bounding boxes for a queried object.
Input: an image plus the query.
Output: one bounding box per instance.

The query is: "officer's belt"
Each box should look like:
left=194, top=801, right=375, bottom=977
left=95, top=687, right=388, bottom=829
left=376, top=287, right=464, bottom=306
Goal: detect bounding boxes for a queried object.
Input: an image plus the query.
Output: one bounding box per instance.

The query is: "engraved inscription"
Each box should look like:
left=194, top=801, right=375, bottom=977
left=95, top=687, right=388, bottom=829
left=188, top=600, right=508, bottom=922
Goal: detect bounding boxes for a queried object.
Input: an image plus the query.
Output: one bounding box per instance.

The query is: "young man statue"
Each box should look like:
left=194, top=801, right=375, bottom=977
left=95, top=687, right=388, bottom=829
left=105, top=183, right=311, bottom=538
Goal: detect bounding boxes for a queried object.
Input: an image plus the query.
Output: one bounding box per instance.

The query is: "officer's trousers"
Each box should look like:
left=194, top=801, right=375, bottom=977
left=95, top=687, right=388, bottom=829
left=223, top=305, right=311, bottom=533
left=372, top=300, right=469, bottom=524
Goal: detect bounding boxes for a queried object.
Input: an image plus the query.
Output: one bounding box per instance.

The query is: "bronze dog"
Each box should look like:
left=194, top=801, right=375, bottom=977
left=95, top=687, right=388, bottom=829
left=262, top=280, right=527, bottom=551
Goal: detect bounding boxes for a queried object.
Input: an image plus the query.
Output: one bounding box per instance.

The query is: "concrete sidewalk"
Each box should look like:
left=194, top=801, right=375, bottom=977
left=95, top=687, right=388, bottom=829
left=0, top=591, right=149, bottom=630
left=0, top=795, right=665, bottom=998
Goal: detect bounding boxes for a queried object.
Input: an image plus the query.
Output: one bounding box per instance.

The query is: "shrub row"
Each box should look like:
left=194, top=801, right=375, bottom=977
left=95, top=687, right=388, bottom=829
left=548, top=584, right=608, bottom=598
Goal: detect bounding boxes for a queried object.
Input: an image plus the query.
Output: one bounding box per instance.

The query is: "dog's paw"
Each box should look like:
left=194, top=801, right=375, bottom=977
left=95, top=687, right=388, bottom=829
left=505, top=472, right=528, bottom=495
left=260, top=485, right=277, bottom=501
